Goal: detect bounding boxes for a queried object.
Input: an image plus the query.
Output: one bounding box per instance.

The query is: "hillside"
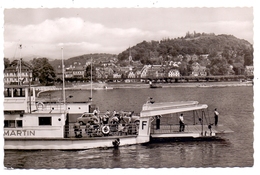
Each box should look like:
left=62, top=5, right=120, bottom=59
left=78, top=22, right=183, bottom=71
left=118, top=33, right=253, bottom=67
left=49, top=32, right=253, bottom=74
left=50, top=53, right=117, bottom=68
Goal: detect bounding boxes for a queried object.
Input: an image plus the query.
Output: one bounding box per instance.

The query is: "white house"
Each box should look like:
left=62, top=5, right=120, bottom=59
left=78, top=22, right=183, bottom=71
left=140, top=65, right=151, bottom=78
left=245, top=66, right=254, bottom=76
left=168, top=69, right=181, bottom=77
left=4, top=66, right=32, bottom=85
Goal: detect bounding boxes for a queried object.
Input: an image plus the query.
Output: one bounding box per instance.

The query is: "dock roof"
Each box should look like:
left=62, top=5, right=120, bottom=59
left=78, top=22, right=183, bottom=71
left=140, top=102, right=208, bottom=117
left=142, top=101, right=199, bottom=111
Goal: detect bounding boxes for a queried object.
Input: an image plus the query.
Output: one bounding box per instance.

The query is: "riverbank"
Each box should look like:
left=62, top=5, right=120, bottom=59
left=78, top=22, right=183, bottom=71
left=72, top=81, right=253, bottom=89
left=37, top=81, right=253, bottom=93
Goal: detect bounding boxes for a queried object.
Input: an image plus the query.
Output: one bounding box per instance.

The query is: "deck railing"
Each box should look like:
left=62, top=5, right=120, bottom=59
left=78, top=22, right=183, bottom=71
left=64, top=123, right=139, bottom=138
left=150, top=123, right=213, bottom=135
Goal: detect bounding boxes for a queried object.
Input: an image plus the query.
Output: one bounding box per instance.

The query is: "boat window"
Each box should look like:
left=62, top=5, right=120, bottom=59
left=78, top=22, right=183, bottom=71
left=13, top=88, right=25, bottom=97
left=4, top=120, right=15, bottom=128
left=39, top=117, right=52, bottom=126
left=4, top=111, right=24, bottom=115
left=16, top=120, right=23, bottom=127
left=4, top=88, right=12, bottom=97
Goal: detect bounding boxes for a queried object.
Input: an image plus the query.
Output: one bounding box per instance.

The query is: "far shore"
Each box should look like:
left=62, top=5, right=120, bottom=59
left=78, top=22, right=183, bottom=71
left=36, top=81, right=253, bottom=100
left=108, top=81, right=253, bottom=89
left=37, top=81, right=253, bottom=94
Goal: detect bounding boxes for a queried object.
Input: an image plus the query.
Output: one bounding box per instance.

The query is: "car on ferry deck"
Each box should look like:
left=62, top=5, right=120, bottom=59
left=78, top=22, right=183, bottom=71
left=76, top=113, right=99, bottom=125
left=119, top=111, right=140, bottom=125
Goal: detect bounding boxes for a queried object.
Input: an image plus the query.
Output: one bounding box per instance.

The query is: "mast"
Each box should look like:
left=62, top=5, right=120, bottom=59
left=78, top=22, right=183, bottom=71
left=19, top=44, right=22, bottom=85
left=90, top=57, right=92, bottom=101
left=28, top=69, right=31, bottom=113
left=61, top=47, right=66, bottom=104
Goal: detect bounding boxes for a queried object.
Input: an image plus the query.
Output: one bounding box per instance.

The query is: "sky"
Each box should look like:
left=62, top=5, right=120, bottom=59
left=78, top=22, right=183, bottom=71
left=4, top=7, right=253, bottom=60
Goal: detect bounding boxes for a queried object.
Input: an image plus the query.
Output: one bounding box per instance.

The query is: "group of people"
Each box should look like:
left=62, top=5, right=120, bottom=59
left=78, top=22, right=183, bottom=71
left=88, top=108, right=135, bottom=135
left=92, top=108, right=134, bottom=126
left=73, top=108, right=136, bottom=137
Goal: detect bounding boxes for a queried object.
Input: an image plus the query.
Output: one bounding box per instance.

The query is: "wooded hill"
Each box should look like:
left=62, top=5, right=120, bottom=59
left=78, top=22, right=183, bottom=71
left=118, top=32, right=253, bottom=67
left=49, top=32, right=253, bottom=70
left=47, top=32, right=253, bottom=76
left=50, top=53, right=117, bottom=68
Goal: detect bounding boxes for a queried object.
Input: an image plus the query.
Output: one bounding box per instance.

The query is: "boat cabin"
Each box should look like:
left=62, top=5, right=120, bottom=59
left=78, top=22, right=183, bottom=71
left=3, top=85, right=92, bottom=139
left=4, top=85, right=37, bottom=113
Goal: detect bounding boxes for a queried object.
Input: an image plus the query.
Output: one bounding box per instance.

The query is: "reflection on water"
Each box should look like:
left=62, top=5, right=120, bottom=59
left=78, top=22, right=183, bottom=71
left=4, top=86, right=254, bottom=168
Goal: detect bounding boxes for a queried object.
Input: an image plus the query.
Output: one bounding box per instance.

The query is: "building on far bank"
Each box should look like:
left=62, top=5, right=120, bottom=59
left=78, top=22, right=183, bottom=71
left=245, top=66, right=254, bottom=76
left=191, top=63, right=207, bottom=76
left=112, top=72, right=123, bottom=82
left=146, top=65, right=165, bottom=78
left=55, top=64, right=86, bottom=80
left=4, top=66, right=32, bottom=85
left=168, top=69, right=181, bottom=77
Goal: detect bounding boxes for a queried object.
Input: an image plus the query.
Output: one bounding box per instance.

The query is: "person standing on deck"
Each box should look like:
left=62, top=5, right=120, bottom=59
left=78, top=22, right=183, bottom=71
left=155, top=115, right=161, bottom=130
left=214, top=108, right=219, bottom=126
left=103, top=111, right=110, bottom=125
left=179, top=114, right=185, bottom=132
left=105, top=110, right=111, bottom=117
left=113, top=110, right=117, bottom=117
left=73, top=122, right=82, bottom=138
left=93, top=108, right=98, bottom=116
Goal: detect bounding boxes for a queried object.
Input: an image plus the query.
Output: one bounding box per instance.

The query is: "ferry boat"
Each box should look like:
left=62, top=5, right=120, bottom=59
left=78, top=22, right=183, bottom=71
left=3, top=84, right=151, bottom=150
left=4, top=86, right=233, bottom=150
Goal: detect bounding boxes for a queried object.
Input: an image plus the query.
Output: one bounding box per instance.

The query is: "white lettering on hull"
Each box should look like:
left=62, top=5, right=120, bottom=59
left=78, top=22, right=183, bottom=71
left=4, top=130, right=35, bottom=136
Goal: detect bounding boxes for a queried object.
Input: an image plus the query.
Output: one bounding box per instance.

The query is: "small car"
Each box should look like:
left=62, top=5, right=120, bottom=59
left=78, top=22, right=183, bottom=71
left=119, top=111, right=140, bottom=125
left=76, top=113, right=99, bottom=125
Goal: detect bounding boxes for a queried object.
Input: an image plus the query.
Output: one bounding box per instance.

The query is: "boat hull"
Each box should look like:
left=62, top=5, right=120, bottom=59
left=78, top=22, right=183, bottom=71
left=4, top=136, right=143, bottom=150
left=150, top=135, right=221, bottom=142
left=150, top=132, right=215, bottom=139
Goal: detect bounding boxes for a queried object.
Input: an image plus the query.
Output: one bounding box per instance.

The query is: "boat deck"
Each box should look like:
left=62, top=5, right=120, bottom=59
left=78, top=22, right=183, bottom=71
left=66, top=123, right=139, bottom=138
left=150, top=124, right=233, bottom=138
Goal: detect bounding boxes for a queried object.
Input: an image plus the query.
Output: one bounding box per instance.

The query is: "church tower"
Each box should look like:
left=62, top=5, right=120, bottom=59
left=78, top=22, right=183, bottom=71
left=128, top=47, right=133, bottom=70
left=129, top=47, right=132, bottom=64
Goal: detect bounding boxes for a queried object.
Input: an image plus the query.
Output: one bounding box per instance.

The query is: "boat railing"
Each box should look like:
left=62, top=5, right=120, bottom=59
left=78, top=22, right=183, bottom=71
left=32, top=102, right=66, bottom=113
left=150, top=123, right=213, bottom=135
left=64, top=122, right=139, bottom=138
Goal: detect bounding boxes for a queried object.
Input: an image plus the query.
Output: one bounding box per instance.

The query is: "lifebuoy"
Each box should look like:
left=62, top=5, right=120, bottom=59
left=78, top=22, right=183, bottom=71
left=102, top=125, right=110, bottom=135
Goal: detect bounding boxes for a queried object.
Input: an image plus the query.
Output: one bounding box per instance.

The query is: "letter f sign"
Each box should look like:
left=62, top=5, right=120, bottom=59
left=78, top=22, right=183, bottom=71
left=142, top=121, right=147, bottom=130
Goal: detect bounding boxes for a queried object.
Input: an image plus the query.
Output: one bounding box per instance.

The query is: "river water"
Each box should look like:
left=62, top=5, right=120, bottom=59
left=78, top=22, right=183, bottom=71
left=4, top=86, right=254, bottom=169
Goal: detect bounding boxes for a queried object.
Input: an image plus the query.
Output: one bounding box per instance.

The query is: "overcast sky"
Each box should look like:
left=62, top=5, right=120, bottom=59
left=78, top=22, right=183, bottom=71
left=4, top=7, right=253, bottom=60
